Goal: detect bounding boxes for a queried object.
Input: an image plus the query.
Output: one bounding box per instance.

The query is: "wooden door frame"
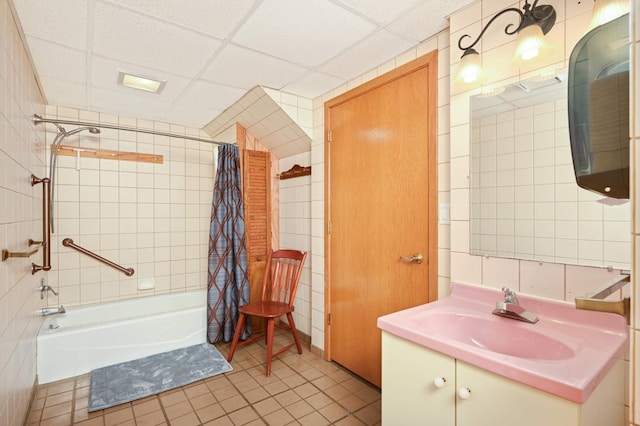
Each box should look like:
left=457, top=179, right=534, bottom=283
left=323, top=51, right=439, bottom=360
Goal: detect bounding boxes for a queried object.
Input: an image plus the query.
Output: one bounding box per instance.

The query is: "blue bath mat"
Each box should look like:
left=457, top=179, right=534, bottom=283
left=88, top=343, right=232, bottom=412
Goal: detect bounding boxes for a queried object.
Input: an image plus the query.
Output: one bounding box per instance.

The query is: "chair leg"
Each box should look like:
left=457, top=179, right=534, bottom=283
left=286, top=313, right=303, bottom=354
left=227, top=313, right=246, bottom=362
left=265, top=318, right=275, bottom=376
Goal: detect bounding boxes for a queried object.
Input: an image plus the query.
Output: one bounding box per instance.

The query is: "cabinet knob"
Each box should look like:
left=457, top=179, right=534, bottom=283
left=433, top=377, right=446, bottom=388
left=458, top=387, right=471, bottom=399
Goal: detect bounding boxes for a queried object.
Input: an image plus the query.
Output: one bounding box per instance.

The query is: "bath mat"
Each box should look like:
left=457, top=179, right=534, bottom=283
left=88, top=343, right=232, bottom=412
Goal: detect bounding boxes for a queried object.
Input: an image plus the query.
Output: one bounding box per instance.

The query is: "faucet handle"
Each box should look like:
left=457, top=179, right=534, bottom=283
left=501, top=287, right=518, bottom=304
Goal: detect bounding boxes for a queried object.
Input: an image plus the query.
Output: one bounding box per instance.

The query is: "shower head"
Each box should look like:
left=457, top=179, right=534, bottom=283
left=65, top=126, right=101, bottom=137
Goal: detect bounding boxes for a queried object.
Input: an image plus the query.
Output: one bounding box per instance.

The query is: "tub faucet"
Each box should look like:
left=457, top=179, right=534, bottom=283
left=492, top=287, right=538, bottom=324
left=39, top=282, right=58, bottom=299
left=42, top=305, right=65, bottom=316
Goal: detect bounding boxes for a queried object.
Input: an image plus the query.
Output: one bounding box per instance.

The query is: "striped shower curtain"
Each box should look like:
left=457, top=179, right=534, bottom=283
left=207, top=144, right=251, bottom=343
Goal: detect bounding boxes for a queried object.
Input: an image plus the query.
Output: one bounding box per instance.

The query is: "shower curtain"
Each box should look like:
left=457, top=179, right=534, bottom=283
left=207, top=144, right=251, bottom=343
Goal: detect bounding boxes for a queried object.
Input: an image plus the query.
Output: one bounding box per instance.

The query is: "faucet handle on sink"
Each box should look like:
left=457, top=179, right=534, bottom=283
left=501, top=287, right=518, bottom=304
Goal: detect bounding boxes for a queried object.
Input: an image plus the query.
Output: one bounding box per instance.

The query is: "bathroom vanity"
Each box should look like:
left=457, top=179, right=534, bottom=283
left=378, top=283, right=628, bottom=426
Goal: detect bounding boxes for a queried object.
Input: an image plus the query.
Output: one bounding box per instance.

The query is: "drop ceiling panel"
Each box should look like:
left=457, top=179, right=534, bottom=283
left=319, top=29, right=415, bottom=80
left=282, top=71, right=345, bottom=99
left=26, top=38, right=86, bottom=84
left=333, top=0, right=426, bottom=23
left=12, top=0, right=88, bottom=50
left=40, top=77, right=88, bottom=110
left=232, top=0, right=377, bottom=67
left=12, top=0, right=477, bottom=130
left=176, top=80, right=246, bottom=112
left=200, top=44, right=308, bottom=90
left=104, top=0, right=256, bottom=39
left=92, top=2, right=222, bottom=78
left=90, top=86, right=174, bottom=119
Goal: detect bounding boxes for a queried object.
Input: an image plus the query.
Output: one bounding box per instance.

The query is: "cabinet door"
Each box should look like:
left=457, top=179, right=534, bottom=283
left=456, top=361, right=578, bottom=426
left=382, top=332, right=455, bottom=425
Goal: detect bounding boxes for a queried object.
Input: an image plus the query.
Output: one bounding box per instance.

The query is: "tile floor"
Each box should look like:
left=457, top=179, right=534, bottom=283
left=25, top=331, right=381, bottom=425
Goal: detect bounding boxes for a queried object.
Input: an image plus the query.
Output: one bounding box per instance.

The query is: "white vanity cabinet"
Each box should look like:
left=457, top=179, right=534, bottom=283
left=381, top=332, right=625, bottom=426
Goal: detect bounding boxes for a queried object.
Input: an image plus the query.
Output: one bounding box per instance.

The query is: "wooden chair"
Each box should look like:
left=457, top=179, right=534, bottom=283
left=227, top=249, right=308, bottom=376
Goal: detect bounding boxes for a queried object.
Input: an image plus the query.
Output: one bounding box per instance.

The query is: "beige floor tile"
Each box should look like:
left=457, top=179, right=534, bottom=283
left=26, top=337, right=381, bottom=426
left=163, top=400, right=194, bottom=420
left=195, top=402, right=225, bottom=423
left=42, top=402, right=73, bottom=420
left=134, top=409, right=167, bottom=426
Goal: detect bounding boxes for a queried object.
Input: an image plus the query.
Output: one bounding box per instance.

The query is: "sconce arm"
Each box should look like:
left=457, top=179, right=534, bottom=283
left=457, top=0, right=556, bottom=52
left=457, top=6, right=524, bottom=51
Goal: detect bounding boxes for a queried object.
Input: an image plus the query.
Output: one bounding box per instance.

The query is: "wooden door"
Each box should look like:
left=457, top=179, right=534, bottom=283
left=325, top=52, right=438, bottom=387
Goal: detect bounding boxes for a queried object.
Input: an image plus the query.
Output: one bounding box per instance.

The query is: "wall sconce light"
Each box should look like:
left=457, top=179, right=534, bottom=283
left=588, top=0, right=629, bottom=31
left=454, top=0, right=556, bottom=89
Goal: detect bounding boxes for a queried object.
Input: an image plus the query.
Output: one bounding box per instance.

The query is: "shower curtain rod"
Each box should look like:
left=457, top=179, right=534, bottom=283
left=32, top=114, right=231, bottom=146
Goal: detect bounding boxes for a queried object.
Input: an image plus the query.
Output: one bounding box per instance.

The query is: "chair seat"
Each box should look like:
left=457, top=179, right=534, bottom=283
left=239, top=301, right=293, bottom=318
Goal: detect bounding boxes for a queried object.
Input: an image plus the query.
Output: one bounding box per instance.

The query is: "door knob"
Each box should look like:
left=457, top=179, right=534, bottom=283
left=399, top=253, right=423, bottom=264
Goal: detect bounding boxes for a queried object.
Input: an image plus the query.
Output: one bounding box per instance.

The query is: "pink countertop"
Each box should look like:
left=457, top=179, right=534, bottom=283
left=377, top=283, right=628, bottom=403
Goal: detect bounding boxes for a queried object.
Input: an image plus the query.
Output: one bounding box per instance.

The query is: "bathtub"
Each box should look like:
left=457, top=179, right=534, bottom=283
left=37, top=290, right=207, bottom=384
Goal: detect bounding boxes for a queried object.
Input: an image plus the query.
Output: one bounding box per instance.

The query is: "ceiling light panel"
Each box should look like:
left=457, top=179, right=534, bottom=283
left=118, top=71, right=166, bottom=93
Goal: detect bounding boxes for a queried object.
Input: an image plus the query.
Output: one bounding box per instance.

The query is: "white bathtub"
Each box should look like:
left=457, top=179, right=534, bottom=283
left=37, top=290, right=207, bottom=384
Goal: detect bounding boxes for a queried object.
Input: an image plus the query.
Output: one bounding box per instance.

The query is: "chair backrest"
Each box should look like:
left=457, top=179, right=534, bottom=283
left=262, top=249, right=307, bottom=307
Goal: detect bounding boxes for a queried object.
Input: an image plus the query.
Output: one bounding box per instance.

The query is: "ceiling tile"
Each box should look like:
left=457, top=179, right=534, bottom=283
left=102, top=0, right=256, bottom=39
left=332, top=0, right=424, bottom=23
left=201, top=44, right=308, bottom=90
left=92, top=2, right=221, bottom=78
left=388, top=0, right=474, bottom=42
left=13, top=0, right=88, bottom=50
left=40, top=77, right=88, bottom=110
left=282, top=71, right=346, bottom=99
left=26, top=38, right=86, bottom=84
left=175, top=80, right=246, bottom=112
left=163, top=104, right=222, bottom=130
left=232, top=0, right=377, bottom=67
left=89, top=86, right=174, bottom=122
left=319, top=29, right=414, bottom=80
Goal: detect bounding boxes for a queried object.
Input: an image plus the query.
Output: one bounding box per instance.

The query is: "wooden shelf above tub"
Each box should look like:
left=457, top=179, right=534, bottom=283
left=53, top=144, right=163, bottom=164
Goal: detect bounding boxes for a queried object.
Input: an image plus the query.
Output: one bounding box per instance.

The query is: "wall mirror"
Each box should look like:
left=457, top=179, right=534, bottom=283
left=469, top=73, right=630, bottom=269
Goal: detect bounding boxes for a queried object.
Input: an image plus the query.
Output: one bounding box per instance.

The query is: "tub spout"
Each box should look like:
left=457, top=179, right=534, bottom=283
left=42, top=305, right=65, bottom=316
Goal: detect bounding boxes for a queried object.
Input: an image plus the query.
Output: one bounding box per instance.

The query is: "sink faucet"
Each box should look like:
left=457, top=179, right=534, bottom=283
left=492, top=287, right=538, bottom=324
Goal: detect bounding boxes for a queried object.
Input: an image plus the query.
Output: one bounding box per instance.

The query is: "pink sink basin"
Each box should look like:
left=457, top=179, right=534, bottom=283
left=412, top=311, right=575, bottom=360
left=377, top=283, right=628, bottom=403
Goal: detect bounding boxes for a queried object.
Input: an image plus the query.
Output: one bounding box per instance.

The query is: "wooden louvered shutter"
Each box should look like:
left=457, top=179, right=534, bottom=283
left=244, top=150, right=271, bottom=263
left=243, top=150, right=271, bottom=328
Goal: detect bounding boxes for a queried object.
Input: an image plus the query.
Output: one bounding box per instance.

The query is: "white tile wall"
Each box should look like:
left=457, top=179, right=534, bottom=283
left=43, top=107, right=216, bottom=307
left=0, top=1, right=46, bottom=424
left=278, top=152, right=312, bottom=336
